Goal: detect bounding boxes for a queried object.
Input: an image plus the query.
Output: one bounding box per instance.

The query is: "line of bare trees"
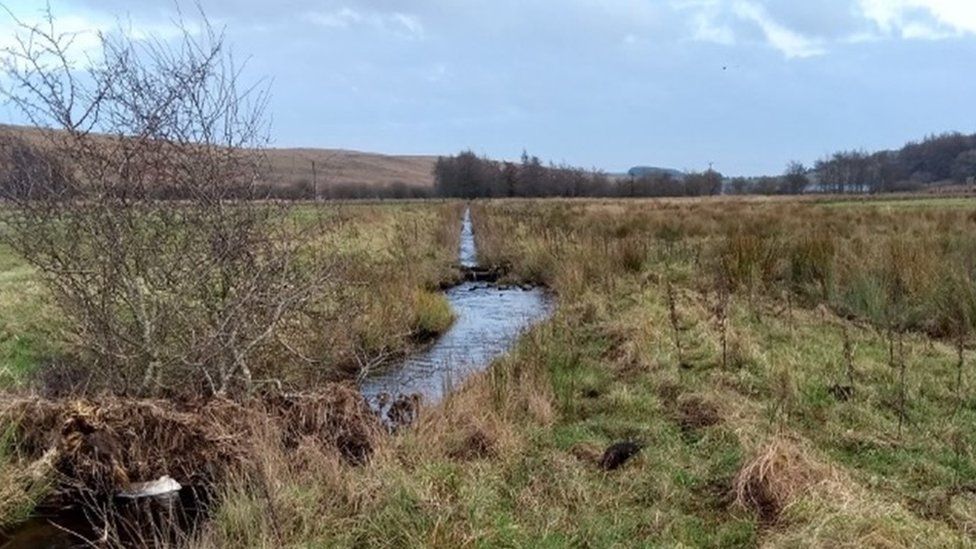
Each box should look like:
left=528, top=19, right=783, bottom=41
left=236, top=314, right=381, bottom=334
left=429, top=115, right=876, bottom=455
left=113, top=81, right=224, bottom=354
left=433, top=150, right=724, bottom=198
left=812, top=133, right=976, bottom=194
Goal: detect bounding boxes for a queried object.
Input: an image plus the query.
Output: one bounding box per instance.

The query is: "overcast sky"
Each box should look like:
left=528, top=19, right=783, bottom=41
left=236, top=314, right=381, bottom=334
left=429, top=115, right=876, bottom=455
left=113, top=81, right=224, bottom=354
left=2, top=0, right=975, bottom=175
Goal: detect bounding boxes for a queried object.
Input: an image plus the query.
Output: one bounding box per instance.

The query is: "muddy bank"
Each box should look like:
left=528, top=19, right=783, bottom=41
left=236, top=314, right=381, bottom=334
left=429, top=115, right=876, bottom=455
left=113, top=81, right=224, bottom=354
left=0, top=386, right=381, bottom=547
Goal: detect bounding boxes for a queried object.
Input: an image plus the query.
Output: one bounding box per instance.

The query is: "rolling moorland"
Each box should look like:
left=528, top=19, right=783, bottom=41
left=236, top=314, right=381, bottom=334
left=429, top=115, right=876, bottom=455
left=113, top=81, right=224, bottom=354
left=0, top=124, right=438, bottom=196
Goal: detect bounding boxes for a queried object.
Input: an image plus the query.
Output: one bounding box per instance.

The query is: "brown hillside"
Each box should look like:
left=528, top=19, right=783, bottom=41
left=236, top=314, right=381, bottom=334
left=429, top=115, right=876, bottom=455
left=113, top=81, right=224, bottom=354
left=265, top=147, right=436, bottom=188
left=0, top=124, right=437, bottom=189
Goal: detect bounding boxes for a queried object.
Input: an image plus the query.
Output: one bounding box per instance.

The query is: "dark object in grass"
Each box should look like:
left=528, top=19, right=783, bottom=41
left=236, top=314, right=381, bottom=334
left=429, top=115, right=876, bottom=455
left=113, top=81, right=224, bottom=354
left=582, top=388, right=601, bottom=399
left=827, top=384, right=854, bottom=401
left=599, top=441, right=643, bottom=471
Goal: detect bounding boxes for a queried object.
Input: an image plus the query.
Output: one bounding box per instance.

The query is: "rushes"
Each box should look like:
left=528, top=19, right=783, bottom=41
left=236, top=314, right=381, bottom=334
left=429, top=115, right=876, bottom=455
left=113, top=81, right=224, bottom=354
left=665, top=280, right=686, bottom=369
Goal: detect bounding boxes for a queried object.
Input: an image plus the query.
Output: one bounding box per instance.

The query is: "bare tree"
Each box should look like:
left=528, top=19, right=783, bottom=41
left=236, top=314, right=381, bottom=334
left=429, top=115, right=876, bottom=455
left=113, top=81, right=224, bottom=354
left=0, top=7, right=333, bottom=397
left=783, top=161, right=809, bottom=194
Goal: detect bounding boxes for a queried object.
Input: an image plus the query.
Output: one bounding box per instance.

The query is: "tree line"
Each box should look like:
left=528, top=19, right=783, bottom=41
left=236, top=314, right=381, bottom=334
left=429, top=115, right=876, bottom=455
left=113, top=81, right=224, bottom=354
left=433, top=150, right=723, bottom=198
left=720, top=132, right=976, bottom=196
left=810, top=132, right=976, bottom=193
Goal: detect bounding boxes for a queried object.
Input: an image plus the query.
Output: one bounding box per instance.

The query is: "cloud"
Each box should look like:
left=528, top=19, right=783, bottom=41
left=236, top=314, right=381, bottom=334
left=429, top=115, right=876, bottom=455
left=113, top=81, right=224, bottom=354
left=306, top=7, right=424, bottom=39
left=686, top=2, right=736, bottom=45
left=306, top=7, right=362, bottom=28
left=0, top=8, right=197, bottom=71
left=679, top=0, right=976, bottom=58
left=859, top=0, right=976, bottom=37
left=732, top=1, right=826, bottom=58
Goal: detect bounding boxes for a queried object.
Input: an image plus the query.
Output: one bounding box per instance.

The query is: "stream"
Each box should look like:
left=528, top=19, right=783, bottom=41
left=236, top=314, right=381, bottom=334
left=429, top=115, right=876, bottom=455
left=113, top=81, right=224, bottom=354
left=360, top=206, right=552, bottom=411
left=0, top=206, right=552, bottom=548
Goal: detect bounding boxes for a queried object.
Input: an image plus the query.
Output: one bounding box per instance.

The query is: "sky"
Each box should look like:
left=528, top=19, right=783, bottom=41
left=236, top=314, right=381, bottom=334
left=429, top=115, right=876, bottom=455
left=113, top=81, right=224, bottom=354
left=1, top=0, right=975, bottom=176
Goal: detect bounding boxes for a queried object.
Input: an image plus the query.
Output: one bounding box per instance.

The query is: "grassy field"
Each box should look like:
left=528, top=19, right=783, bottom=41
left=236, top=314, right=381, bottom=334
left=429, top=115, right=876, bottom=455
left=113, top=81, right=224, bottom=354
left=189, top=196, right=976, bottom=547
left=0, top=202, right=460, bottom=391
left=0, top=202, right=462, bottom=537
left=3, top=196, right=976, bottom=547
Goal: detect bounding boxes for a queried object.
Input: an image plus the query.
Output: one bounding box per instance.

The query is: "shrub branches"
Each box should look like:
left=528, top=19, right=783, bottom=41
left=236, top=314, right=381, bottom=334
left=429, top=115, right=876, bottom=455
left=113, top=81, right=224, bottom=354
left=0, top=9, right=333, bottom=398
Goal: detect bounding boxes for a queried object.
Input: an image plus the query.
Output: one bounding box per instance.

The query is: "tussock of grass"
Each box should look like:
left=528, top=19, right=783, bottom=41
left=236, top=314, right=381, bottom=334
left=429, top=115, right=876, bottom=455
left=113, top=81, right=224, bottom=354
left=0, top=429, right=53, bottom=530
left=734, top=435, right=835, bottom=523
left=410, top=289, right=454, bottom=340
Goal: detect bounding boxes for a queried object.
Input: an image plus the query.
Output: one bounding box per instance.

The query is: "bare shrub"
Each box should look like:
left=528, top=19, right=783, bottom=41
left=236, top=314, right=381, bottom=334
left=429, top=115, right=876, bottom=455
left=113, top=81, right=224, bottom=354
left=0, top=9, right=332, bottom=397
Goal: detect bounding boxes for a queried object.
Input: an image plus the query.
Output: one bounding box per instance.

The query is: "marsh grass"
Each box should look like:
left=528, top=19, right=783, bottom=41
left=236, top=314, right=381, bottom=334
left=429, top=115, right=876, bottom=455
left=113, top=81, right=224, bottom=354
left=410, top=289, right=455, bottom=340
left=183, top=197, right=976, bottom=547
left=0, top=427, right=52, bottom=530
left=5, top=197, right=976, bottom=547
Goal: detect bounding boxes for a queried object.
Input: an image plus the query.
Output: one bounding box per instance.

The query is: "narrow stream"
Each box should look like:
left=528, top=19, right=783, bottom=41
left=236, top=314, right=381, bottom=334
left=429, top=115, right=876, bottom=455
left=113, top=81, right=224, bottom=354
left=360, top=206, right=552, bottom=409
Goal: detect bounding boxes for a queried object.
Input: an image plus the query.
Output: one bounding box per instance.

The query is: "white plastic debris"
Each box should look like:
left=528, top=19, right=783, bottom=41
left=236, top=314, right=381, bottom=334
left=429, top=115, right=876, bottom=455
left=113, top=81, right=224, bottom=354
left=118, top=475, right=182, bottom=499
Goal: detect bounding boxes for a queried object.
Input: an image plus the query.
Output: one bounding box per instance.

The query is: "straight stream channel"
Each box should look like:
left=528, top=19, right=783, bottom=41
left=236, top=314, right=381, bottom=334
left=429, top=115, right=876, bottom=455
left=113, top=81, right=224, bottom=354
left=1, top=206, right=553, bottom=548
left=360, top=207, right=552, bottom=411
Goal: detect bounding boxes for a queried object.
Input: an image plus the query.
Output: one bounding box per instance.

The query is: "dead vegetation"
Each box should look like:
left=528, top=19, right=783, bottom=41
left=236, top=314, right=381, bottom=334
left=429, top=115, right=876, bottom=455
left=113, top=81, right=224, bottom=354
left=1, top=385, right=382, bottom=497
left=733, top=436, right=833, bottom=524
left=673, top=393, right=722, bottom=433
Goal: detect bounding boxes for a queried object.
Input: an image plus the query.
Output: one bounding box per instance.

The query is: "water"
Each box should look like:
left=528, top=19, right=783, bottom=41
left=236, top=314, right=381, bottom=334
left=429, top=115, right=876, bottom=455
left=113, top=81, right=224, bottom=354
left=459, top=207, right=477, bottom=268
left=360, top=282, right=550, bottom=404
left=360, top=206, right=552, bottom=407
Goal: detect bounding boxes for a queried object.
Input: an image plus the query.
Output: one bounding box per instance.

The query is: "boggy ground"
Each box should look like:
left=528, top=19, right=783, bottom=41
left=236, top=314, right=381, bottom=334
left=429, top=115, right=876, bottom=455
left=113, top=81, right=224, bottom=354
left=5, top=196, right=976, bottom=547
left=197, top=196, right=976, bottom=548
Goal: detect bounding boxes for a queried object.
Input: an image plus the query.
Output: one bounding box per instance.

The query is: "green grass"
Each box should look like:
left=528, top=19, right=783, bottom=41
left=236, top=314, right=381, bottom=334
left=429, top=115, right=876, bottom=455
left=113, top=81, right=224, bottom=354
left=411, top=289, right=455, bottom=339
left=0, top=244, right=56, bottom=388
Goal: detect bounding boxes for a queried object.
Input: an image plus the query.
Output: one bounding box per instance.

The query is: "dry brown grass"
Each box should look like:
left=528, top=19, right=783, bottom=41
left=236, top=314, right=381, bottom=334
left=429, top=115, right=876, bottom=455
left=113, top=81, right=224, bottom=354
left=263, top=147, right=435, bottom=189
left=0, top=124, right=437, bottom=191
left=0, top=385, right=382, bottom=501
left=734, top=435, right=835, bottom=524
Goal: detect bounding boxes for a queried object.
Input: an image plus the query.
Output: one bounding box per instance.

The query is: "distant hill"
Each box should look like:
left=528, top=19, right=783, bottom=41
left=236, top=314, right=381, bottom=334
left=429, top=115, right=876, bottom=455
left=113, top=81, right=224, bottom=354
left=263, top=148, right=436, bottom=190
left=626, top=166, right=686, bottom=179
left=0, top=124, right=438, bottom=191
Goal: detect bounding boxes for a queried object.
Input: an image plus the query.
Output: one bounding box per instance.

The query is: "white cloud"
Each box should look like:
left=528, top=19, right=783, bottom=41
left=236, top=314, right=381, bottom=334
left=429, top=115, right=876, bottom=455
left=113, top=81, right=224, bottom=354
left=677, top=0, right=824, bottom=57
left=306, top=7, right=424, bottom=39
left=676, top=0, right=976, bottom=59
left=306, top=7, right=363, bottom=28
left=859, top=0, right=976, bottom=37
left=691, top=8, right=736, bottom=45
left=733, top=1, right=826, bottom=58
left=0, top=9, right=197, bottom=72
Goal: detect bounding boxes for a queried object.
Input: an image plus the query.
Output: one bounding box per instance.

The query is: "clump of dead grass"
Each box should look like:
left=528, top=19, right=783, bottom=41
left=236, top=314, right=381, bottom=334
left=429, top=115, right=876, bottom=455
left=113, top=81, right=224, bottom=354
left=733, top=435, right=835, bottom=524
